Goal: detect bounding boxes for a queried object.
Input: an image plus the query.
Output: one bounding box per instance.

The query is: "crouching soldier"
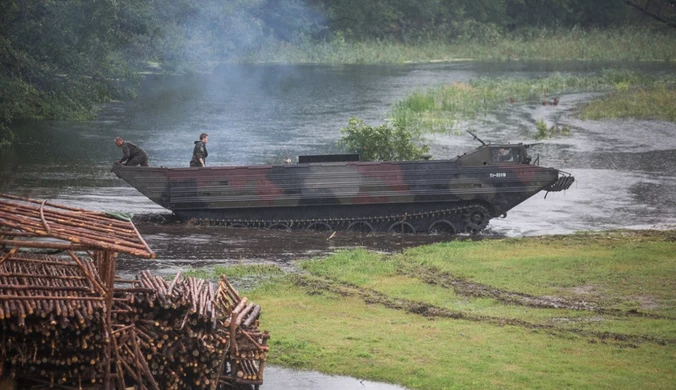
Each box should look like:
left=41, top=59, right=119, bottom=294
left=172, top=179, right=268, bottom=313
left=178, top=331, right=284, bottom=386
left=114, top=137, right=149, bottom=167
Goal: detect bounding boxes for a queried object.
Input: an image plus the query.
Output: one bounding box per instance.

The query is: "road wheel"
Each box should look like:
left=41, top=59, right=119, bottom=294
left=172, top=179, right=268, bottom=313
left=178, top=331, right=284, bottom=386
left=306, top=222, right=332, bottom=231
left=427, top=220, right=457, bottom=235
left=346, top=221, right=374, bottom=233
left=388, top=221, right=416, bottom=234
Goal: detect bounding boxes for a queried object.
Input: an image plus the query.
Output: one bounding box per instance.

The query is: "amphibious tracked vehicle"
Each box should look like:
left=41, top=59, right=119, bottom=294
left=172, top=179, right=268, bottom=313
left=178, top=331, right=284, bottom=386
left=112, top=137, right=574, bottom=234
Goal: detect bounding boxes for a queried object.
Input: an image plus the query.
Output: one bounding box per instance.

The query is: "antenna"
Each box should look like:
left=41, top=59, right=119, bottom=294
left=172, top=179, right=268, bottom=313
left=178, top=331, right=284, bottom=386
left=466, top=130, right=486, bottom=146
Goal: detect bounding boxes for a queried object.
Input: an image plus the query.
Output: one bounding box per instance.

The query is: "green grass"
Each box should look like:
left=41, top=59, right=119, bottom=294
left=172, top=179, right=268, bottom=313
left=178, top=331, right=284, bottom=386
left=580, top=87, right=676, bottom=121
left=391, top=70, right=676, bottom=132
left=240, top=27, right=676, bottom=64
left=183, top=263, right=284, bottom=280
left=242, top=230, right=676, bottom=389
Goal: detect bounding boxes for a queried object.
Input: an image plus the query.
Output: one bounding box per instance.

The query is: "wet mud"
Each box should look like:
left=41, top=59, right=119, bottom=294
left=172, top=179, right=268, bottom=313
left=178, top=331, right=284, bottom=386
left=117, top=217, right=488, bottom=276
left=292, top=275, right=676, bottom=347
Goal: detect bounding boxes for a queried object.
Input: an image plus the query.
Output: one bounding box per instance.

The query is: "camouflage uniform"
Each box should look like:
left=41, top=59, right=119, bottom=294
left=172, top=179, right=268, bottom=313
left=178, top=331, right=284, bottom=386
left=190, top=140, right=208, bottom=167
left=120, top=141, right=149, bottom=167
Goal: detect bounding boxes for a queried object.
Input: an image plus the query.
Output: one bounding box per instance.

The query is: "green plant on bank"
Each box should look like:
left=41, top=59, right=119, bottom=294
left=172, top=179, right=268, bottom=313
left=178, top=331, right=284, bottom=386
left=534, top=119, right=571, bottom=140
left=392, top=69, right=676, bottom=133
left=243, top=230, right=676, bottom=390
left=339, top=117, right=429, bottom=161
left=580, top=86, right=676, bottom=122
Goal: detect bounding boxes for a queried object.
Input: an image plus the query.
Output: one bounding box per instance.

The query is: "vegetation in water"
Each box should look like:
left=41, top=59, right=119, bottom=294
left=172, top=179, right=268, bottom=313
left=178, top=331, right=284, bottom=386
left=534, top=119, right=572, bottom=140
left=242, top=230, right=676, bottom=389
left=580, top=86, right=676, bottom=122
left=392, top=70, right=676, bottom=133
left=338, top=117, right=429, bottom=161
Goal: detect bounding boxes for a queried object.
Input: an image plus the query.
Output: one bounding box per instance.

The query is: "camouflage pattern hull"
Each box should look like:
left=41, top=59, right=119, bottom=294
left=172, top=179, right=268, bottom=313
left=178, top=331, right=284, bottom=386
left=112, top=148, right=573, bottom=234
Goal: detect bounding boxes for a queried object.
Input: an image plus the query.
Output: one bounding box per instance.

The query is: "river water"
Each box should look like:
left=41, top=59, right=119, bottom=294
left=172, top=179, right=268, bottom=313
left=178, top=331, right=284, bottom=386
left=2, top=62, right=676, bottom=253
left=1, top=61, right=676, bottom=388
left=2, top=61, right=676, bottom=266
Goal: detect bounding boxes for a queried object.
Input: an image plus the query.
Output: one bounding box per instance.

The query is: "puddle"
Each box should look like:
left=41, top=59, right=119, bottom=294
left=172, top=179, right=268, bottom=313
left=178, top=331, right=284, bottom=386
left=262, top=366, right=409, bottom=390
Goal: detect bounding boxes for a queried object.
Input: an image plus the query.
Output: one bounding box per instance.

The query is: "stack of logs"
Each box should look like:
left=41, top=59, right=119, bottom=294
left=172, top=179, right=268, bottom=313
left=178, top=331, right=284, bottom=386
left=0, top=252, right=268, bottom=389
left=0, top=253, right=110, bottom=388
left=112, top=270, right=269, bottom=389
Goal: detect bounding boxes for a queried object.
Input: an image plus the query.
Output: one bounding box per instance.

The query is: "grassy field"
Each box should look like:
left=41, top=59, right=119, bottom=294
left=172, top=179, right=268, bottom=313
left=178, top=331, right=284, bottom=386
left=580, top=87, right=676, bottom=122
left=194, top=230, right=676, bottom=389
left=241, top=27, right=676, bottom=64
left=391, top=70, right=676, bottom=133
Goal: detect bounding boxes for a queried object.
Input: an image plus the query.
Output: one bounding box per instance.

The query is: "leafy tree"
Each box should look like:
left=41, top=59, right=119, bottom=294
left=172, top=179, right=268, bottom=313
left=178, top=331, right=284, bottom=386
left=0, top=0, right=153, bottom=145
left=504, top=0, right=630, bottom=28
left=624, top=0, right=676, bottom=28
left=339, top=117, right=429, bottom=161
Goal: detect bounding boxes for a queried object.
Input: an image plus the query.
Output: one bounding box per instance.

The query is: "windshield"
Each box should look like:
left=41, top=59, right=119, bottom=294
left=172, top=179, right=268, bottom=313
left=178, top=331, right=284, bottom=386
left=491, top=147, right=522, bottom=163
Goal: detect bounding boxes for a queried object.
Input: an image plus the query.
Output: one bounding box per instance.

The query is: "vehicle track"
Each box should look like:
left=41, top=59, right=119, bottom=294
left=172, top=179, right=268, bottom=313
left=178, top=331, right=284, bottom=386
left=397, top=262, right=673, bottom=319
left=292, top=274, right=675, bottom=347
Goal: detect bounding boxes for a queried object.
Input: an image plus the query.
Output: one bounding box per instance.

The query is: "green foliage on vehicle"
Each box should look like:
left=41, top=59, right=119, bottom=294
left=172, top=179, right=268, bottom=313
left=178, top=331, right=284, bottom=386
left=339, top=117, right=429, bottom=161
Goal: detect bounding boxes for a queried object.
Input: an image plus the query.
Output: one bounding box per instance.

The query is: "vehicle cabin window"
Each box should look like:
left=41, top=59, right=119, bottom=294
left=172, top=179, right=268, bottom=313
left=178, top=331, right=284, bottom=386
left=491, top=147, right=521, bottom=163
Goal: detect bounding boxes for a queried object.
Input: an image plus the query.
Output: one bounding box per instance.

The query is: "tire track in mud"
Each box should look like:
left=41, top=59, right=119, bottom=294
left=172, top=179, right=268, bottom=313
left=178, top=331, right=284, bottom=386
left=397, top=263, right=673, bottom=320
left=292, top=275, right=676, bottom=347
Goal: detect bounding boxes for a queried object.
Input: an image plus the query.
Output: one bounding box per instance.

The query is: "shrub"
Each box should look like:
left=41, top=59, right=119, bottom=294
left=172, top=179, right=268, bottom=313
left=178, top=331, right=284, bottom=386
left=0, top=125, right=15, bottom=148
left=535, top=119, right=571, bottom=140
left=339, top=117, right=429, bottom=161
left=535, top=119, right=548, bottom=139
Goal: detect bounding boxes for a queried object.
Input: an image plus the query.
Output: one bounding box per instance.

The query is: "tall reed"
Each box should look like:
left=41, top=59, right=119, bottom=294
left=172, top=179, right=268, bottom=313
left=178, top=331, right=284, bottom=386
left=239, top=27, right=676, bottom=64
left=392, top=70, right=676, bottom=132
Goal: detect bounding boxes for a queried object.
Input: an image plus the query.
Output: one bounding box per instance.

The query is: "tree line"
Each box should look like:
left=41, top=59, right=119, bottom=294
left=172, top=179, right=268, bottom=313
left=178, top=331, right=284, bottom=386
left=1, top=0, right=675, bottom=146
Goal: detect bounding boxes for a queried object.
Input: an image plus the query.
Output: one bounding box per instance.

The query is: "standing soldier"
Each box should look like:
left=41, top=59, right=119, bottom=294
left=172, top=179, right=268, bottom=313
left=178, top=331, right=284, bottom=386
left=190, top=133, right=209, bottom=167
left=114, top=137, right=149, bottom=167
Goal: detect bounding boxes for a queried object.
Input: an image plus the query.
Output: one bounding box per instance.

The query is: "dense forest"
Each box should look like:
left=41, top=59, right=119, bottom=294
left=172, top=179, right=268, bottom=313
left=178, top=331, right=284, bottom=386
left=1, top=0, right=676, bottom=145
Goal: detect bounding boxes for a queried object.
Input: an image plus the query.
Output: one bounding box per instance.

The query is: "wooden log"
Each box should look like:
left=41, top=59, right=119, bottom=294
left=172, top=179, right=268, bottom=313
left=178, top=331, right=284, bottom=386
left=167, top=272, right=181, bottom=296
left=242, top=305, right=261, bottom=327
left=0, top=239, right=85, bottom=251
left=236, top=303, right=255, bottom=326
left=220, top=276, right=241, bottom=302
left=232, top=298, right=248, bottom=315
left=0, top=295, right=105, bottom=301
left=0, top=247, right=19, bottom=267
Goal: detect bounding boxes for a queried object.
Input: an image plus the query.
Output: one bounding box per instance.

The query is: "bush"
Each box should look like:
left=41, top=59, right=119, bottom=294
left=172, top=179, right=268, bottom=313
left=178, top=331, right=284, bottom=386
left=339, top=117, right=429, bottom=161
left=535, top=119, right=571, bottom=140
left=0, top=125, right=15, bottom=148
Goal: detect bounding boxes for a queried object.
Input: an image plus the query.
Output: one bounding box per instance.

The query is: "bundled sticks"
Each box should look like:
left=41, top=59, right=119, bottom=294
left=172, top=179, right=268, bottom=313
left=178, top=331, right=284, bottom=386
left=0, top=193, right=155, bottom=259
left=111, top=272, right=268, bottom=389
left=0, top=252, right=269, bottom=389
left=0, top=253, right=110, bottom=388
